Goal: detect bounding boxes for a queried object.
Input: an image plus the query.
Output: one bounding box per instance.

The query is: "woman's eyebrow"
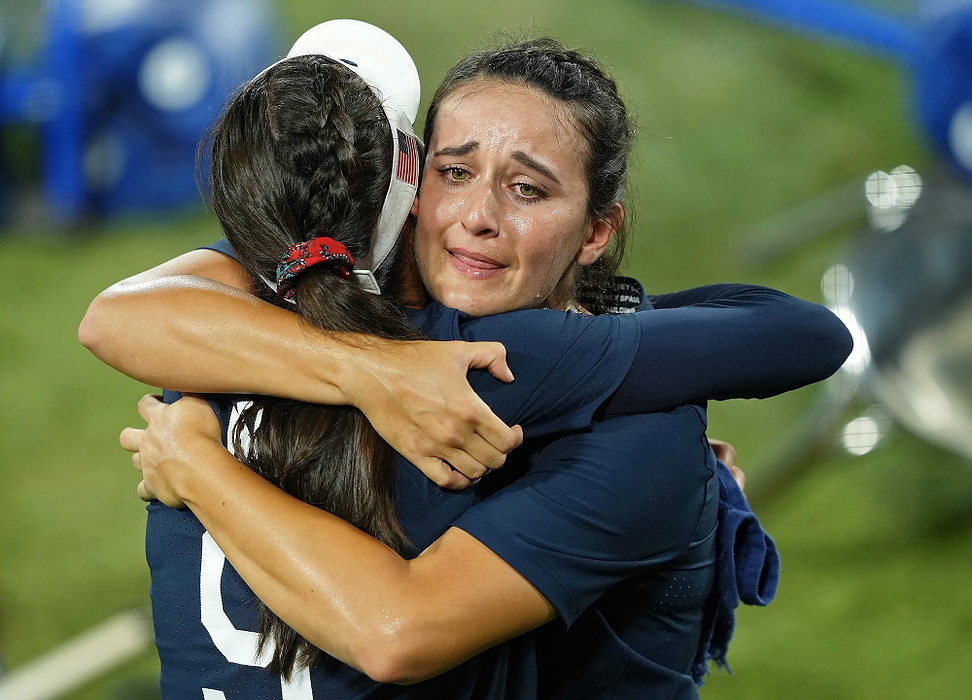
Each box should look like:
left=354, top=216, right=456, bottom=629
left=431, top=143, right=561, bottom=186
left=511, top=151, right=561, bottom=185
left=433, top=141, right=479, bottom=157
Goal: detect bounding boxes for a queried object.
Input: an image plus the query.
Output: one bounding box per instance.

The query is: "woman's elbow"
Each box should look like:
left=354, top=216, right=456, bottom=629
left=807, top=307, right=855, bottom=379
left=356, top=648, right=417, bottom=685
left=835, top=319, right=855, bottom=366
left=78, top=291, right=114, bottom=357
left=823, top=311, right=854, bottom=371
left=351, top=626, right=452, bottom=685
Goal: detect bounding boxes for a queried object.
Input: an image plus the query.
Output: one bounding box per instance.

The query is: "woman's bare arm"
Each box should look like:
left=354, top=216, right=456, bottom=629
left=123, top=394, right=553, bottom=684
left=80, top=249, right=351, bottom=400
left=81, top=250, right=521, bottom=485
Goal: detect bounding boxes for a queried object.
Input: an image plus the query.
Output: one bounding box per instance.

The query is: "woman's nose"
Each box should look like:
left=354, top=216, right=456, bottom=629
left=460, top=180, right=499, bottom=237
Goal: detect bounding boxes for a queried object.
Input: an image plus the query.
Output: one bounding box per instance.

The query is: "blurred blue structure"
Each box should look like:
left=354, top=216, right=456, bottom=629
left=674, top=0, right=972, bottom=182
left=0, top=0, right=280, bottom=221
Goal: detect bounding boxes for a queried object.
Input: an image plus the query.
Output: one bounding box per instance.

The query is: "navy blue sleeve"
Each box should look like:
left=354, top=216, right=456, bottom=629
left=202, top=238, right=236, bottom=259
left=447, top=309, right=642, bottom=438
left=602, top=284, right=854, bottom=414
left=186, top=262, right=851, bottom=430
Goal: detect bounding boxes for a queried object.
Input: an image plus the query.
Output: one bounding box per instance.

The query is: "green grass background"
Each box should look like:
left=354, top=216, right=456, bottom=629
left=2, top=0, right=971, bottom=697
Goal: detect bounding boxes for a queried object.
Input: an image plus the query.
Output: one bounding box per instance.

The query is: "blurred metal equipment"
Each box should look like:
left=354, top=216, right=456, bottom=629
left=835, top=168, right=972, bottom=461
left=747, top=166, right=972, bottom=506
left=673, top=0, right=972, bottom=183
left=660, top=0, right=972, bottom=505
left=0, top=0, right=279, bottom=221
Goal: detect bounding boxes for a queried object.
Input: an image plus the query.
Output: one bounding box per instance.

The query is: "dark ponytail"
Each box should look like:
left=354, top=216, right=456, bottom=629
left=208, top=55, right=421, bottom=678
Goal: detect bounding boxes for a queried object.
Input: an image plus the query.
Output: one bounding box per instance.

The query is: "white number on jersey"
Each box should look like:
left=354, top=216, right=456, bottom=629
left=199, top=532, right=313, bottom=699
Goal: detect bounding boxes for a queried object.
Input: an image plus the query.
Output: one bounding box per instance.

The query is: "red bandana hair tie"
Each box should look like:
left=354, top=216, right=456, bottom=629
left=276, top=236, right=355, bottom=301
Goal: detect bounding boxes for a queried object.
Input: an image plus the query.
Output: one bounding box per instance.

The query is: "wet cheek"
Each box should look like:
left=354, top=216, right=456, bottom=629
left=519, top=219, right=574, bottom=277
left=430, top=184, right=466, bottom=219
left=516, top=243, right=564, bottom=306
left=411, top=227, right=439, bottom=286
left=416, top=200, right=455, bottom=257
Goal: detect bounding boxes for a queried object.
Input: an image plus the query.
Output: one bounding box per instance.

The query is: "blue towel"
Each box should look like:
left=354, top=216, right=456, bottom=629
left=692, top=462, right=780, bottom=684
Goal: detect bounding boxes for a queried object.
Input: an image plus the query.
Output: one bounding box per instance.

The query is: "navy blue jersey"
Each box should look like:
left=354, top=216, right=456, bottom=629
left=148, top=504, right=544, bottom=699
left=149, top=304, right=649, bottom=699
left=458, top=409, right=717, bottom=699
left=147, top=241, right=852, bottom=698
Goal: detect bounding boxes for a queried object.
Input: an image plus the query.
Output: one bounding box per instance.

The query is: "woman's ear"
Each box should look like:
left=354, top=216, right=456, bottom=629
left=409, top=194, right=420, bottom=217
left=575, top=203, right=623, bottom=266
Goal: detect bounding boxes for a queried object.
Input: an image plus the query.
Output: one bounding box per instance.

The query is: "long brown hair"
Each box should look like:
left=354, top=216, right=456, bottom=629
left=207, top=55, right=421, bottom=678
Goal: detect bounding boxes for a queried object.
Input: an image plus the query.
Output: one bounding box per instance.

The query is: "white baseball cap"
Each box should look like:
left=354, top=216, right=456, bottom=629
left=285, top=20, right=422, bottom=293
left=287, top=19, right=420, bottom=125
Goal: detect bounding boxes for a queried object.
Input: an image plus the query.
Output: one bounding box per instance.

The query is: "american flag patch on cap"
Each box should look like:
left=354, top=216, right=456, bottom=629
left=396, top=130, right=419, bottom=187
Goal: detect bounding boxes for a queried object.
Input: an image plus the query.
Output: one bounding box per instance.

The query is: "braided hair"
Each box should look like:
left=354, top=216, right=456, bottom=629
left=424, top=37, right=635, bottom=314
left=207, top=55, right=421, bottom=678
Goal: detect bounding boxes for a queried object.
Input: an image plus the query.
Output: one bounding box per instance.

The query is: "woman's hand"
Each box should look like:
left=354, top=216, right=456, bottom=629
left=119, top=394, right=225, bottom=507
left=709, top=438, right=745, bottom=492
left=343, top=338, right=524, bottom=490
left=85, top=248, right=521, bottom=491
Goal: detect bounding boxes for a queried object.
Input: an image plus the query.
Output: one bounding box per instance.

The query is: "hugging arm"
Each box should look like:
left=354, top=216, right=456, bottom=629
left=80, top=249, right=522, bottom=486
left=602, top=284, right=854, bottom=414
left=125, top=395, right=555, bottom=684
left=79, top=248, right=348, bottom=400
left=123, top=285, right=846, bottom=683
left=83, top=244, right=848, bottom=482
left=128, top=402, right=710, bottom=683
left=454, top=284, right=853, bottom=429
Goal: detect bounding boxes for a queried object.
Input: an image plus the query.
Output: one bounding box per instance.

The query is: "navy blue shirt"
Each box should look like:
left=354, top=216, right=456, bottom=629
left=460, top=409, right=718, bottom=700
left=148, top=242, right=852, bottom=698
left=150, top=304, right=652, bottom=698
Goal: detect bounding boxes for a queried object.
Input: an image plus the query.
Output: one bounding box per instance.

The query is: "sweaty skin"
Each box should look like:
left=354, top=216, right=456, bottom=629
left=80, top=248, right=523, bottom=489
left=413, top=82, right=620, bottom=317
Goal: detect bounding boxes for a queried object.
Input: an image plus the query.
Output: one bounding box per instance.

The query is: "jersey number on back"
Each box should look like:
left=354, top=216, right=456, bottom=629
left=200, top=532, right=313, bottom=699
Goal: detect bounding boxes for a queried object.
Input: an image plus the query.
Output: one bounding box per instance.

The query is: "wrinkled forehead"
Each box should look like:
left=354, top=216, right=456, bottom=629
left=430, top=79, right=586, bottom=158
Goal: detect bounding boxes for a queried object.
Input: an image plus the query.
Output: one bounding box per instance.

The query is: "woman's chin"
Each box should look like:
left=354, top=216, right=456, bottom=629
left=434, top=287, right=507, bottom=317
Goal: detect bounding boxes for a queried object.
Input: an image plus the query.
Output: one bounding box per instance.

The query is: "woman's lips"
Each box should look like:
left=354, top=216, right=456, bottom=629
left=448, top=248, right=506, bottom=279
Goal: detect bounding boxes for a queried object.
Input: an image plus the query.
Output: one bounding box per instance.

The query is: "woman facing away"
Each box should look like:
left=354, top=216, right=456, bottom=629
left=84, top=23, right=853, bottom=699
